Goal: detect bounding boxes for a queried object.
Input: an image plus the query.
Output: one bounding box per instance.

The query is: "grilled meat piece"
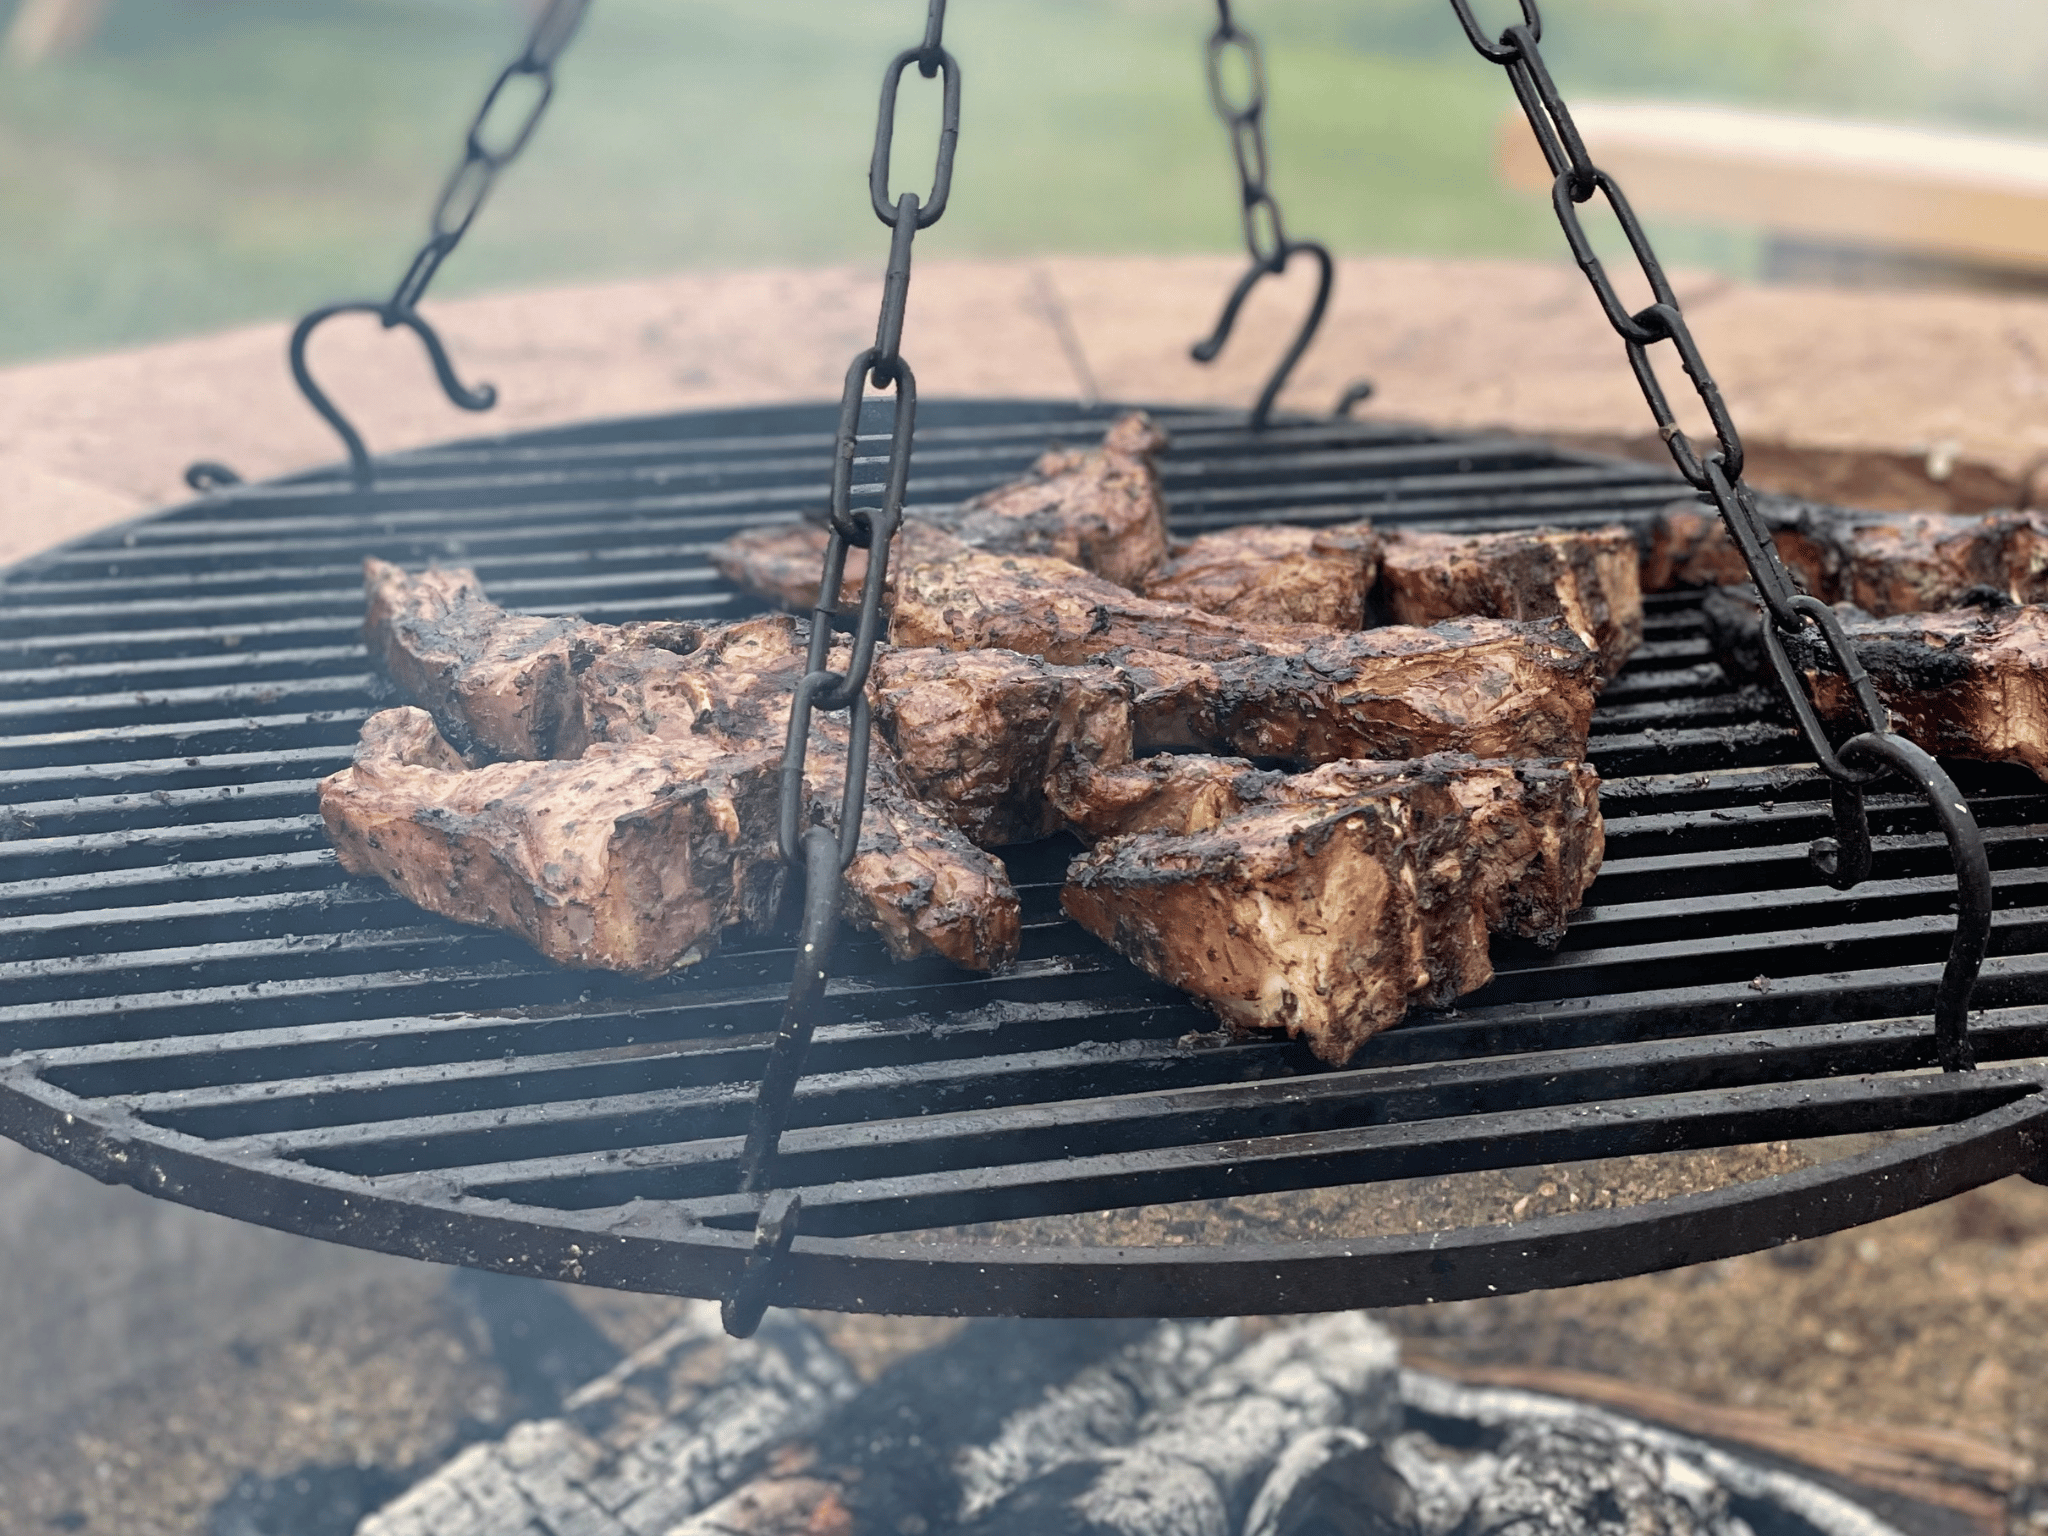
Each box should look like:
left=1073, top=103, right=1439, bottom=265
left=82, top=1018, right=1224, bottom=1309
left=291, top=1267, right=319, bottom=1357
left=892, top=541, right=1599, bottom=764
left=1644, top=495, right=2048, bottom=615
left=941, top=410, right=1171, bottom=586
left=353, top=565, right=1021, bottom=969
left=1140, top=523, right=1381, bottom=628
left=321, top=709, right=785, bottom=977
left=868, top=647, right=1134, bottom=845
left=1378, top=526, right=1643, bottom=680
left=363, top=558, right=700, bottom=760
left=707, top=411, right=1170, bottom=611
left=1062, top=754, right=1602, bottom=1063
left=1703, top=586, right=2048, bottom=783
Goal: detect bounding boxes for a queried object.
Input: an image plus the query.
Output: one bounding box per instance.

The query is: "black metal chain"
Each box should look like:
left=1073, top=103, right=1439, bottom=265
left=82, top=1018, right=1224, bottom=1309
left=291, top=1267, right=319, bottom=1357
left=1190, top=0, right=1365, bottom=427
left=1448, top=0, right=1989, bottom=1070
left=725, top=0, right=959, bottom=1337
left=277, top=0, right=592, bottom=493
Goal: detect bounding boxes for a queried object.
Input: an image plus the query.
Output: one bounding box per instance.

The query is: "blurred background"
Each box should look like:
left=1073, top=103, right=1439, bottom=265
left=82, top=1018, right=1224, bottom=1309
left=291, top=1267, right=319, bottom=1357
left=7, top=0, right=2048, bottom=366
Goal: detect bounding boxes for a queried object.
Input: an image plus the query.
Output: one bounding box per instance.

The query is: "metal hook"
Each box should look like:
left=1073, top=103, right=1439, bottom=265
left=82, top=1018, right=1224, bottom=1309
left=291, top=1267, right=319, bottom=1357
left=1191, top=239, right=1334, bottom=431
left=289, top=302, right=497, bottom=493
left=721, top=1189, right=802, bottom=1339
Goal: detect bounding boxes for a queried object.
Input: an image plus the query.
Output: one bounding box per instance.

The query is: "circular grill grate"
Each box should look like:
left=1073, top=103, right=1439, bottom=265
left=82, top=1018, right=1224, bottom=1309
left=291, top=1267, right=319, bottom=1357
left=5, top=400, right=2048, bottom=1318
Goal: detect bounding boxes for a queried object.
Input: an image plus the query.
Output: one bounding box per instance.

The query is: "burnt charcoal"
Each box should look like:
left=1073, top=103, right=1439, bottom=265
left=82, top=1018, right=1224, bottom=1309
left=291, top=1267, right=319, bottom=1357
left=870, top=647, right=1135, bottom=845
left=1142, top=523, right=1382, bottom=628
left=671, top=1320, right=1163, bottom=1536
left=1378, top=527, right=1642, bottom=681
left=893, top=543, right=1599, bottom=767
left=939, top=410, right=1172, bottom=586
left=1063, top=756, right=1601, bottom=1063
left=1644, top=494, right=2048, bottom=616
left=969, top=1313, right=1400, bottom=1536
left=1243, top=1428, right=1421, bottom=1536
left=1703, top=587, right=2048, bottom=783
left=1453, top=1420, right=1742, bottom=1536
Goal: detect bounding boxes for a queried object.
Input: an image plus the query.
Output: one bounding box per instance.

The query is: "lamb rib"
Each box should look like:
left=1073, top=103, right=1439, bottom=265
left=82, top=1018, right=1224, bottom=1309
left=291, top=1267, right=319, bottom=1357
left=1139, top=522, right=1381, bottom=629
left=1703, top=586, right=2048, bottom=783
left=1645, top=494, right=2048, bottom=616
left=891, top=540, right=1599, bottom=765
left=343, top=563, right=1021, bottom=971
left=1378, top=526, right=1644, bottom=681
left=1062, top=754, right=1603, bottom=1064
left=706, top=410, right=1172, bottom=610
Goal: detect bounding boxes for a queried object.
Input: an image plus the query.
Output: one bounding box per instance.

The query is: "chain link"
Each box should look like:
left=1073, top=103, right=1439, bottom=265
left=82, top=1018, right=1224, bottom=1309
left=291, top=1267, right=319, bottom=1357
left=735, top=2, right=960, bottom=1218
left=277, top=0, right=590, bottom=493
left=1191, top=1, right=1359, bottom=429
left=1448, top=0, right=1988, bottom=1068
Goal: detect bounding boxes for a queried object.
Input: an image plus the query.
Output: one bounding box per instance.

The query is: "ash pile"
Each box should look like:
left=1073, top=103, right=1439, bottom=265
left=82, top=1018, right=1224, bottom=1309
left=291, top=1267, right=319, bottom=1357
left=357, top=1311, right=1897, bottom=1536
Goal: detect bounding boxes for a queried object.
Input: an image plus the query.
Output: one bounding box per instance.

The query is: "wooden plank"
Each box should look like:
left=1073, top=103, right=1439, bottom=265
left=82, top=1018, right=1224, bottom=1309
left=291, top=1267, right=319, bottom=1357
left=1499, top=101, right=2048, bottom=275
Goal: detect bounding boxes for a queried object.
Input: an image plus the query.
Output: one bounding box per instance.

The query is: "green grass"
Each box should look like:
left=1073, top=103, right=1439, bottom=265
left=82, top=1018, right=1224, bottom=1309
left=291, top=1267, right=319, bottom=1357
left=2, top=0, right=2045, bottom=363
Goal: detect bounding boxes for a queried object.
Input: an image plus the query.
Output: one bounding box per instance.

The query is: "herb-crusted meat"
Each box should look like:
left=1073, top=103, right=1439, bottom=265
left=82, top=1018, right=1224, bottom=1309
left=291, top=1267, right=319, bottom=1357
left=1141, top=523, right=1381, bottom=628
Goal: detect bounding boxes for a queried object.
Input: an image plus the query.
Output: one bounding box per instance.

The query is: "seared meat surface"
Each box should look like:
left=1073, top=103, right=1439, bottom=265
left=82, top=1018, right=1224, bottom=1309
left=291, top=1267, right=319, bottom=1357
left=940, top=410, right=1171, bottom=586
left=1062, top=754, right=1602, bottom=1063
left=868, top=647, right=1133, bottom=846
left=1141, top=523, right=1381, bottom=628
left=706, top=411, right=1171, bottom=610
left=322, top=709, right=785, bottom=977
left=1645, top=495, right=2048, bottom=615
left=893, top=539, right=1599, bottom=765
left=336, top=564, right=1021, bottom=971
left=1378, top=526, right=1643, bottom=680
left=1703, top=586, right=2048, bottom=782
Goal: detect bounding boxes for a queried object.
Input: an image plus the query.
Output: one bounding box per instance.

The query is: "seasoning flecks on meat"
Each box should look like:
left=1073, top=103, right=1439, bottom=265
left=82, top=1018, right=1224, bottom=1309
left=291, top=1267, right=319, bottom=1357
left=1644, top=494, right=2048, bottom=615
left=707, top=411, right=1170, bottom=612
left=363, top=557, right=702, bottom=761
left=321, top=708, right=786, bottom=977
left=869, top=647, right=1134, bottom=846
left=347, top=566, right=1022, bottom=971
left=892, top=541, right=1599, bottom=765
left=1378, top=526, right=1643, bottom=680
left=940, top=410, right=1172, bottom=586
left=1140, top=523, right=1382, bottom=628
left=1062, top=754, right=1602, bottom=1064
left=1704, top=587, right=2048, bottom=783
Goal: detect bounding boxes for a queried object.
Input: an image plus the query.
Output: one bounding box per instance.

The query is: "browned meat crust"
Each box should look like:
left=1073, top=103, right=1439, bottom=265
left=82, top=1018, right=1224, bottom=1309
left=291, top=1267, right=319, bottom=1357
left=348, top=564, right=1021, bottom=971
left=891, top=540, right=1598, bottom=764
left=1704, top=587, right=2048, bottom=782
left=362, top=558, right=700, bottom=760
left=1378, top=526, right=1643, bottom=681
left=707, top=412, right=1169, bottom=611
left=1062, top=754, right=1602, bottom=1063
left=942, top=411, right=1171, bottom=586
left=868, top=647, right=1133, bottom=845
left=1140, top=523, right=1381, bottom=628
left=1644, top=496, right=2048, bottom=615
left=321, top=709, right=785, bottom=977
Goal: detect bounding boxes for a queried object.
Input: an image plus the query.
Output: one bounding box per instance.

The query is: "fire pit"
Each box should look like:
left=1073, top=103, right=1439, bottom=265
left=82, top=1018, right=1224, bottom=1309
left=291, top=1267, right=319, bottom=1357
left=6, top=397, right=2048, bottom=1329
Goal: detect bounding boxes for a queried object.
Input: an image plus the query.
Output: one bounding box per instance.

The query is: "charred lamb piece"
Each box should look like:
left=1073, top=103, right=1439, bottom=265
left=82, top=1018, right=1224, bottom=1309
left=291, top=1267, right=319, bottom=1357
left=321, top=709, right=783, bottom=976
left=707, top=410, right=1171, bottom=609
left=891, top=540, right=1599, bottom=765
left=1378, top=526, right=1643, bottom=680
left=1644, top=495, right=2048, bottom=614
left=1140, top=523, right=1382, bottom=628
left=1703, top=586, right=2048, bottom=783
left=1062, top=754, right=1603, bottom=1063
left=339, top=564, right=1021, bottom=971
